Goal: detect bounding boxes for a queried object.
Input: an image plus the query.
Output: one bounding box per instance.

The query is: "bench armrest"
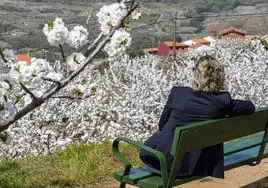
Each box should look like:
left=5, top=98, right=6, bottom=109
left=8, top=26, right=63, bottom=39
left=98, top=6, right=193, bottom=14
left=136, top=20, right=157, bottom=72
left=112, top=137, right=169, bottom=187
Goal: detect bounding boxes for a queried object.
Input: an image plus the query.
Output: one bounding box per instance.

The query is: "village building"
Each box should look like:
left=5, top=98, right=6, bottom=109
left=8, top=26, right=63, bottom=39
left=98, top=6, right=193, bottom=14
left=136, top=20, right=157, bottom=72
left=204, top=36, right=216, bottom=44
left=143, top=48, right=158, bottom=55
left=183, top=40, right=196, bottom=46
left=157, top=41, right=189, bottom=56
left=16, top=53, right=32, bottom=64
left=218, top=28, right=246, bottom=39
left=192, top=38, right=211, bottom=45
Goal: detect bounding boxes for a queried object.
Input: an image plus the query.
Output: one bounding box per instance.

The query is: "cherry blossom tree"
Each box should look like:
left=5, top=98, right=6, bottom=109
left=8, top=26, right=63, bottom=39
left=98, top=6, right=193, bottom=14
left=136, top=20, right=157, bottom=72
left=1, top=1, right=268, bottom=157
left=1, top=38, right=268, bottom=157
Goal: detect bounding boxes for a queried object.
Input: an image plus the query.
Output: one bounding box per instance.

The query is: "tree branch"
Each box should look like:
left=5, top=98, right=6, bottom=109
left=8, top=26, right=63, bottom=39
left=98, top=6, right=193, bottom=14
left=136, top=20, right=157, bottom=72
left=41, top=77, right=61, bottom=86
left=20, top=83, right=38, bottom=100
left=84, top=33, right=103, bottom=57
left=59, top=44, right=67, bottom=77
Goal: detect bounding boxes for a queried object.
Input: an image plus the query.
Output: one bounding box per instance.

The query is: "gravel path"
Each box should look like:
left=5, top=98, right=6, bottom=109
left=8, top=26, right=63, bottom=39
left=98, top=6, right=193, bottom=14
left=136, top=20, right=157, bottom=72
left=105, top=158, right=268, bottom=188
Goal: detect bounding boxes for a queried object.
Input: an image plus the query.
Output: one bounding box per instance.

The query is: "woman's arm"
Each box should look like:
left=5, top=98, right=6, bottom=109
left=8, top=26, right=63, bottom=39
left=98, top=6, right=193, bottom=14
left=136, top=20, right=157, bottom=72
left=158, top=88, right=174, bottom=131
left=229, top=99, right=255, bottom=116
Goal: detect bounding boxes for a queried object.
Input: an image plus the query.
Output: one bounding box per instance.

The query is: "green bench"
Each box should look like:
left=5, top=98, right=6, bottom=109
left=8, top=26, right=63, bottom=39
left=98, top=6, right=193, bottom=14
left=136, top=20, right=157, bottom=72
left=112, top=108, right=268, bottom=188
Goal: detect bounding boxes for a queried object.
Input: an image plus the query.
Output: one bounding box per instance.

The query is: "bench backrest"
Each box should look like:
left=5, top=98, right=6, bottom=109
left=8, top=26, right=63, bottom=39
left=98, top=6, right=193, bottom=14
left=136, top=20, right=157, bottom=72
left=171, top=108, right=268, bottom=155
left=167, top=108, right=268, bottom=187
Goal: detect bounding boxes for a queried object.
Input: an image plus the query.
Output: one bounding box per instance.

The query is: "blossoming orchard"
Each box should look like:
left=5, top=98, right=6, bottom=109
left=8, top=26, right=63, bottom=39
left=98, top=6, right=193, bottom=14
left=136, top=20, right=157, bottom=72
left=0, top=1, right=268, bottom=157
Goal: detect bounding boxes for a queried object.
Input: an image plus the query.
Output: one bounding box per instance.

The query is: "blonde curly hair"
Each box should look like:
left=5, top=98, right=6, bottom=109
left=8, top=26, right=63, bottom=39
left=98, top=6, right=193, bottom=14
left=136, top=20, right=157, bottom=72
left=192, top=55, right=226, bottom=93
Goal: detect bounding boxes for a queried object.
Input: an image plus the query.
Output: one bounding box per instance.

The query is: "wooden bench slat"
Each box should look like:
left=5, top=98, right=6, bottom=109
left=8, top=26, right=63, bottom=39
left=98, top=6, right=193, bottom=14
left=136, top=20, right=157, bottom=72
left=115, top=166, right=156, bottom=184
left=224, top=132, right=265, bottom=156
left=225, top=143, right=268, bottom=169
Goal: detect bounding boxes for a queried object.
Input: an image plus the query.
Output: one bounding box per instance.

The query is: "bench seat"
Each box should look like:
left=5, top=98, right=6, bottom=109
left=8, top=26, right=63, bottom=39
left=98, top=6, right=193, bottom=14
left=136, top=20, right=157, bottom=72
left=224, top=132, right=268, bottom=169
left=115, top=167, right=201, bottom=188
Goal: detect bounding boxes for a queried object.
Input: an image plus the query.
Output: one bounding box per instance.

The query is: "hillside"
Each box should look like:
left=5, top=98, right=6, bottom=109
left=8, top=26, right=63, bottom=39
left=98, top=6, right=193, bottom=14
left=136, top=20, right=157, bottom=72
left=0, top=0, right=268, bottom=55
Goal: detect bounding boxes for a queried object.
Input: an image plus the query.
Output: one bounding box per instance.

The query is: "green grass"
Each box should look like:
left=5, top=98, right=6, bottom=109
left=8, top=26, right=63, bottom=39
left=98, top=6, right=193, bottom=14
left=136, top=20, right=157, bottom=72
left=0, top=140, right=142, bottom=188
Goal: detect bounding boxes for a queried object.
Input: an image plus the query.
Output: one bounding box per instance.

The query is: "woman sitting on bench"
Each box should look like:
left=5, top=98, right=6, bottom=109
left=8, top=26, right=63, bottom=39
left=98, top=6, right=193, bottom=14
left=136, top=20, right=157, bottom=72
left=140, top=55, right=255, bottom=179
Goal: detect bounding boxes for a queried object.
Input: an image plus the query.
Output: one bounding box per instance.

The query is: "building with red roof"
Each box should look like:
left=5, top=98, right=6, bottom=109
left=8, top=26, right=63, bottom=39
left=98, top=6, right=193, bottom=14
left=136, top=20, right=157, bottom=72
left=218, top=28, right=246, bottom=39
left=143, top=48, right=158, bottom=55
left=157, top=41, right=189, bottom=56
left=16, top=53, right=32, bottom=64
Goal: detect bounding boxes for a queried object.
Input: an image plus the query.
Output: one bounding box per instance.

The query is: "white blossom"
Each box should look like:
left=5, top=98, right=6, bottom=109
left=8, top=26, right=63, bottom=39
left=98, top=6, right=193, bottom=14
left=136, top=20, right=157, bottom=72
left=43, top=18, right=69, bottom=46
left=67, top=25, right=89, bottom=49
left=96, top=3, right=127, bottom=34
left=46, top=72, right=63, bottom=82
left=131, top=11, right=142, bottom=20
left=0, top=101, right=16, bottom=125
left=66, top=52, right=86, bottom=71
left=0, top=80, right=10, bottom=97
left=3, top=48, right=16, bottom=65
left=104, top=29, right=132, bottom=60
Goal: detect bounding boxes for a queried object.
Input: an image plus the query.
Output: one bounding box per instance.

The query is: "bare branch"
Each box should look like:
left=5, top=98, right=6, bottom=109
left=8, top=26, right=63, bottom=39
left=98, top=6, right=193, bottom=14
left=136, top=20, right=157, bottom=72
left=3, top=79, right=13, bottom=90
left=84, top=33, right=103, bottom=57
left=59, top=44, right=66, bottom=62
left=59, top=44, right=68, bottom=77
left=20, top=83, right=39, bottom=100
left=41, top=77, right=61, bottom=86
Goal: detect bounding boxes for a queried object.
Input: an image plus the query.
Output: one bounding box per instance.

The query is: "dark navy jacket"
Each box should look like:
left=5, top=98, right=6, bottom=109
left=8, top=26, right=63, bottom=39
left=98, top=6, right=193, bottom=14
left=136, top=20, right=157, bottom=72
left=140, top=87, right=255, bottom=178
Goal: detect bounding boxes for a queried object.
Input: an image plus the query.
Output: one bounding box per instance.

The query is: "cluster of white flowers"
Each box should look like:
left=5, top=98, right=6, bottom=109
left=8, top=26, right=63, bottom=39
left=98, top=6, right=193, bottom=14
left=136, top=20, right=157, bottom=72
left=131, top=10, right=142, bottom=20
left=96, top=3, right=127, bottom=35
left=43, top=18, right=69, bottom=47
left=66, top=52, right=86, bottom=71
left=96, top=2, right=141, bottom=60
left=0, top=101, right=16, bottom=125
left=104, top=29, right=132, bottom=60
left=67, top=25, right=89, bottom=49
left=43, top=18, right=88, bottom=49
left=1, top=39, right=267, bottom=157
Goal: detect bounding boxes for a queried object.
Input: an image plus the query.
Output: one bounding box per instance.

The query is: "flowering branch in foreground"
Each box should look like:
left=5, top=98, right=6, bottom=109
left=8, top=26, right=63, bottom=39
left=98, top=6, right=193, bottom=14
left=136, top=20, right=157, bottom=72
left=0, top=0, right=140, bottom=133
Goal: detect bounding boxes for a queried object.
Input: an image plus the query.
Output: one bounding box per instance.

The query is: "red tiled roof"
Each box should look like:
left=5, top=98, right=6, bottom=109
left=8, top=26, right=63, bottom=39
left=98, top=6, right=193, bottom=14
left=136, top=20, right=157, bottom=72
left=16, top=54, right=32, bottom=64
left=189, top=43, right=205, bottom=49
left=163, top=41, right=189, bottom=47
left=219, top=27, right=245, bottom=36
left=144, top=48, right=158, bottom=53
left=192, top=38, right=210, bottom=44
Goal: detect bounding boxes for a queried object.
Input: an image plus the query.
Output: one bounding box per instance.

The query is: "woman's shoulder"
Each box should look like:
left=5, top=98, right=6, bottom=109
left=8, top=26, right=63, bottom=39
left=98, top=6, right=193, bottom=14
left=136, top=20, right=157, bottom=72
left=171, top=86, right=192, bottom=91
left=170, top=87, right=231, bottom=98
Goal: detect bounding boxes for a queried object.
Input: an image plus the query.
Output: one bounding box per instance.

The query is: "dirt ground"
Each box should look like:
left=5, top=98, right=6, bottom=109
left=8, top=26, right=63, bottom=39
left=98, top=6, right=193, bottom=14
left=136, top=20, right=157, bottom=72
left=101, top=158, right=268, bottom=188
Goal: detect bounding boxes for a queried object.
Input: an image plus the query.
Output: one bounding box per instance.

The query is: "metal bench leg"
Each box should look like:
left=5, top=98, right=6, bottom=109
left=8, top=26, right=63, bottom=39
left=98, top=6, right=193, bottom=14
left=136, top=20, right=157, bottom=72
left=119, top=182, right=126, bottom=188
left=250, top=121, right=268, bottom=166
left=118, top=166, right=131, bottom=188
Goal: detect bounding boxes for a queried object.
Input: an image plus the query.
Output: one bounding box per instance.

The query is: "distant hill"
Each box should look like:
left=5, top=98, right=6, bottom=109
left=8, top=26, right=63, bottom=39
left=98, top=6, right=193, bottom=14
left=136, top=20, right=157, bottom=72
left=0, top=0, right=268, bottom=56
